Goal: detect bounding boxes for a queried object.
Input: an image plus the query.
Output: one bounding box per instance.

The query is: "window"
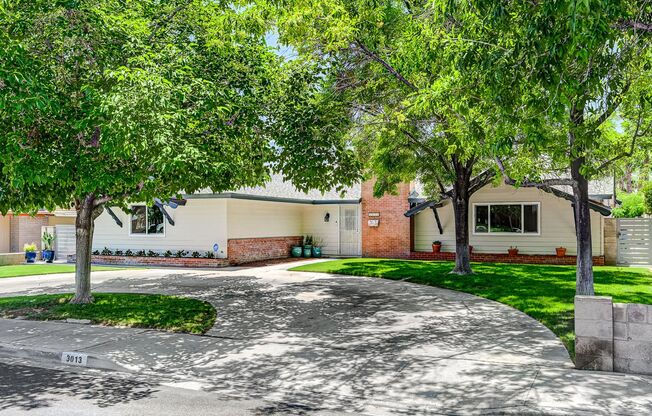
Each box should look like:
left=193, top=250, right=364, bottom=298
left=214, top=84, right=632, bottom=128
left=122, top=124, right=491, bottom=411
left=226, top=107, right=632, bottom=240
left=473, top=203, right=539, bottom=235
left=130, top=205, right=165, bottom=235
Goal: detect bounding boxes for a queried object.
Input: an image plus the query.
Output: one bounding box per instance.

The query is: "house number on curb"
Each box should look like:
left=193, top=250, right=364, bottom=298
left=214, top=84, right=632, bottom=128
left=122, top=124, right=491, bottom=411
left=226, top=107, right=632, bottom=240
left=61, top=351, right=88, bottom=367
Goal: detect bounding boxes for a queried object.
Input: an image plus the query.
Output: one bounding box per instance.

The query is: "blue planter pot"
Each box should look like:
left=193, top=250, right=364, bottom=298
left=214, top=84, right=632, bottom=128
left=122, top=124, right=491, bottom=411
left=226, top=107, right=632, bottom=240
left=291, top=246, right=303, bottom=258
left=25, top=252, right=37, bottom=263
left=42, top=250, right=55, bottom=263
left=311, top=247, right=322, bottom=258
left=303, top=246, right=312, bottom=258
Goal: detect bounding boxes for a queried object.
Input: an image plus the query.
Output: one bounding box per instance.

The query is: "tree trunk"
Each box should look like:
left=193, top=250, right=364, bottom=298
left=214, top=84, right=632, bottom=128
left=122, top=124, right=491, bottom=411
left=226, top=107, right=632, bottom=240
left=70, top=195, right=103, bottom=304
left=451, top=168, right=473, bottom=275
left=571, top=159, right=594, bottom=296
left=625, top=166, right=633, bottom=193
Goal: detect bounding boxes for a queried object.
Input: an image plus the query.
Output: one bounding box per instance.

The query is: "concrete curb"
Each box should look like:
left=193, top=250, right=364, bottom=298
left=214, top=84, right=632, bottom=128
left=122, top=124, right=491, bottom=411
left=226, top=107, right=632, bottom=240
left=0, top=342, right=133, bottom=373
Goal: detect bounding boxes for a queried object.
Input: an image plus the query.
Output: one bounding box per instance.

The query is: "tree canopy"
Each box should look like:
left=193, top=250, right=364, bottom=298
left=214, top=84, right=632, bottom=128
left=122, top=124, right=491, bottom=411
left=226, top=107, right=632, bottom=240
left=0, top=0, right=360, bottom=302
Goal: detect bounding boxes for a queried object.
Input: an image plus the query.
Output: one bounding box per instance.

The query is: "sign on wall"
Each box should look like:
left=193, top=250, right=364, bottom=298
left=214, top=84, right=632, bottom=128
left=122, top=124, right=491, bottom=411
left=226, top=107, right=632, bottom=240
left=368, top=219, right=380, bottom=227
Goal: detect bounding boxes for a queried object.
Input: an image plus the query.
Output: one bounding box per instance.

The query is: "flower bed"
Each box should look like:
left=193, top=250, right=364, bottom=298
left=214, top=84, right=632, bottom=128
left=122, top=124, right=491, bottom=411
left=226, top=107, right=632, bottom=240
left=409, top=251, right=606, bottom=266
left=83, top=255, right=230, bottom=268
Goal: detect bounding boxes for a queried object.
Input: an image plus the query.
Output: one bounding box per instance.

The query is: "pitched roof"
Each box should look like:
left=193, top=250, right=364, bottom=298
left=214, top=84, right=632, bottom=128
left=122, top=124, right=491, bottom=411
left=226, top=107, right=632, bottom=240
left=188, top=174, right=360, bottom=204
left=405, top=177, right=612, bottom=217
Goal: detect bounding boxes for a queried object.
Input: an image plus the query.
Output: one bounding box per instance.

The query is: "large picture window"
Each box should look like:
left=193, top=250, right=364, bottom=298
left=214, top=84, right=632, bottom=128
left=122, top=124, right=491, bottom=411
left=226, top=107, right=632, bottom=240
left=473, top=203, right=539, bottom=235
left=130, top=205, right=165, bottom=235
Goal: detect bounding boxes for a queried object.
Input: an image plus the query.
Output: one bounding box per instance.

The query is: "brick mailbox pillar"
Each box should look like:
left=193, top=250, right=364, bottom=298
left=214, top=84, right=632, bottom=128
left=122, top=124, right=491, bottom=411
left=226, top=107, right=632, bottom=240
left=361, top=180, right=411, bottom=259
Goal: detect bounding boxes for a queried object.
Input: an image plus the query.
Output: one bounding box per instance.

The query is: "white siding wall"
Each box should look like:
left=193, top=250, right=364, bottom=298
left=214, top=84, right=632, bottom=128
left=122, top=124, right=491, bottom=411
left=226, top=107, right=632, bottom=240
left=226, top=199, right=303, bottom=239
left=0, top=216, right=9, bottom=253
left=92, top=199, right=228, bottom=258
left=301, top=205, right=342, bottom=256
left=414, top=185, right=605, bottom=256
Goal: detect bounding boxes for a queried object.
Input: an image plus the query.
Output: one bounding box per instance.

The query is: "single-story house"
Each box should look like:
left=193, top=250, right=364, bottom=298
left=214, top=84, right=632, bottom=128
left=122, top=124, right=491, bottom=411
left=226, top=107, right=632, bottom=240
left=86, top=174, right=613, bottom=267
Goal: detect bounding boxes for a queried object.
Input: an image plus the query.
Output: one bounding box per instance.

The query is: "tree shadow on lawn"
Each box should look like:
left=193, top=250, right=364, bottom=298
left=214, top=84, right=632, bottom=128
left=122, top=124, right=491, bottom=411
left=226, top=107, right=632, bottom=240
left=0, top=362, right=157, bottom=411
left=296, top=259, right=652, bottom=358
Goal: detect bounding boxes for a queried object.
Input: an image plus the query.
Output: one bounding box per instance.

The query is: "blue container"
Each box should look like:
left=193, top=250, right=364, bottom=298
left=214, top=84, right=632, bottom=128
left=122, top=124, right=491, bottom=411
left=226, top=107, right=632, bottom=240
left=42, top=250, right=55, bottom=263
left=311, top=247, right=322, bottom=258
left=303, top=247, right=312, bottom=258
left=291, top=246, right=303, bottom=258
left=25, top=252, right=37, bottom=263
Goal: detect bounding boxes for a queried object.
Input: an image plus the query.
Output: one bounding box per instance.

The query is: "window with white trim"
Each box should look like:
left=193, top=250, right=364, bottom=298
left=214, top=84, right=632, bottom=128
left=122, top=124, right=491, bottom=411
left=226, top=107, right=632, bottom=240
left=473, top=203, right=539, bottom=234
left=130, top=205, right=164, bottom=235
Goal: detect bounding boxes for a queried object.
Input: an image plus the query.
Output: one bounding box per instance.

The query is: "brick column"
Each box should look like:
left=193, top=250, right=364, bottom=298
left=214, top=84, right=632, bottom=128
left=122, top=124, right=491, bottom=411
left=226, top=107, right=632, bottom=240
left=603, top=218, right=618, bottom=266
left=361, top=180, right=411, bottom=258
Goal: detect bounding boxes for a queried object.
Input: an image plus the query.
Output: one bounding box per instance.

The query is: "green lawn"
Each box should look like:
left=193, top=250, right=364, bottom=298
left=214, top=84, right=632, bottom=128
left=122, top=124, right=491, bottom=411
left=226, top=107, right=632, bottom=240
left=0, top=293, right=216, bottom=334
left=290, top=259, right=652, bottom=358
left=0, top=264, right=121, bottom=279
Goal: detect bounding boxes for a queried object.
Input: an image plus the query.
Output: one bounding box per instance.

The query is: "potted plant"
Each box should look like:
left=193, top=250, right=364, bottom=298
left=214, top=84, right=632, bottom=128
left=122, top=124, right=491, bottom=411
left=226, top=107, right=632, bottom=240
left=311, top=237, right=324, bottom=258
left=432, top=240, right=442, bottom=253
left=508, top=246, right=519, bottom=256
left=303, top=235, right=313, bottom=258
left=556, top=246, right=567, bottom=257
left=24, top=243, right=37, bottom=263
left=291, top=245, right=303, bottom=257
left=41, top=231, right=55, bottom=263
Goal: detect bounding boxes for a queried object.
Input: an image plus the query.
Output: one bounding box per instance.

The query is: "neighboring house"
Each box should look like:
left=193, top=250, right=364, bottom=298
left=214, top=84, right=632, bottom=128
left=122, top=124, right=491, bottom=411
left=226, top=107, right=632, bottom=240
left=90, top=174, right=613, bottom=266
left=0, top=210, right=76, bottom=257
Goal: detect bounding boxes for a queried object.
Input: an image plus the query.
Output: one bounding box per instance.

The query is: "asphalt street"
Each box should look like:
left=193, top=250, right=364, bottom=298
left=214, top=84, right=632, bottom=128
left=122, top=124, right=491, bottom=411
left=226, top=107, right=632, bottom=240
left=0, top=361, right=345, bottom=416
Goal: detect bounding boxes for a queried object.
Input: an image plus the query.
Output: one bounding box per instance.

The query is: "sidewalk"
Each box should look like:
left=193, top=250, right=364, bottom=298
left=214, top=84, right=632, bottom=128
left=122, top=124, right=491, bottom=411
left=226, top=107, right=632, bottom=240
left=0, top=318, right=651, bottom=415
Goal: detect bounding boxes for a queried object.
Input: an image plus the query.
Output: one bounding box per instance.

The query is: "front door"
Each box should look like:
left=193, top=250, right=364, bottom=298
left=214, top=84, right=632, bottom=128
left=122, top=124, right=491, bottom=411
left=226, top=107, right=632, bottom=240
left=339, top=206, right=361, bottom=256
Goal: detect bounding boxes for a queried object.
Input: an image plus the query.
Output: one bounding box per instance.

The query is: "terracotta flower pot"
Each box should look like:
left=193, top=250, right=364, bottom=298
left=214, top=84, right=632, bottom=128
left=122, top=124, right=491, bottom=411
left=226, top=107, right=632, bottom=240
left=432, top=244, right=442, bottom=253
left=508, top=248, right=519, bottom=256
left=555, top=247, right=567, bottom=257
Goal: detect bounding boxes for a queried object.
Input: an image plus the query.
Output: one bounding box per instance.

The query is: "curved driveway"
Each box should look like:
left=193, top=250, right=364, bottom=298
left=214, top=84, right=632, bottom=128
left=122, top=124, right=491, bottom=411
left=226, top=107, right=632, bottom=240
left=0, top=261, right=592, bottom=414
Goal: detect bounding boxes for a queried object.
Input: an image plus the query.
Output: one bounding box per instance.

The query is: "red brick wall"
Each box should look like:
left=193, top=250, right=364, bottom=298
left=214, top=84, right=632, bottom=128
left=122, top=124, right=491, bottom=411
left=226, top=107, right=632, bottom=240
left=409, top=251, right=605, bottom=266
left=88, top=255, right=230, bottom=268
left=227, top=236, right=303, bottom=265
left=81, top=236, right=302, bottom=268
left=361, top=180, right=412, bottom=258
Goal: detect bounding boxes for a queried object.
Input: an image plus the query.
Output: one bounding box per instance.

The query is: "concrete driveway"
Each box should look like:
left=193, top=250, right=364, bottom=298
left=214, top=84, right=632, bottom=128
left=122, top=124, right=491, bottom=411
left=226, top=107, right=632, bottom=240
left=1, top=261, right=651, bottom=415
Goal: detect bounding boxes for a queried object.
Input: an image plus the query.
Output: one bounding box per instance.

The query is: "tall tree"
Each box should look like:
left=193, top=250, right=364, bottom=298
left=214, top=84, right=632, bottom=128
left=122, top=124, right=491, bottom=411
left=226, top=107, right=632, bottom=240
left=272, top=0, right=519, bottom=274
left=0, top=0, right=359, bottom=303
left=492, top=0, right=652, bottom=294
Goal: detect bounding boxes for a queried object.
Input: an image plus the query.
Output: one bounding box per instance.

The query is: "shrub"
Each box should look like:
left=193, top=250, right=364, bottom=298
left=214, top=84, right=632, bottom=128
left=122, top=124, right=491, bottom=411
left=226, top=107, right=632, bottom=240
left=175, top=250, right=187, bottom=258
left=136, top=250, right=146, bottom=257
left=164, top=250, right=173, bottom=258
left=147, top=250, right=159, bottom=257
left=642, top=182, right=652, bottom=215
left=125, top=249, right=134, bottom=257
left=204, top=251, right=215, bottom=259
left=114, top=249, right=124, bottom=256
left=191, top=251, right=201, bottom=258
left=101, top=247, right=113, bottom=256
left=23, top=243, right=37, bottom=253
left=92, top=250, right=100, bottom=256
left=612, top=192, right=645, bottom=218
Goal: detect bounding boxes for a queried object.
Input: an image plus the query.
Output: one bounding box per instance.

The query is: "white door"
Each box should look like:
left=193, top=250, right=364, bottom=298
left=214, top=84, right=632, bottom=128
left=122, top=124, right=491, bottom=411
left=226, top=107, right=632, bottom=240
left=339, top=206, right=361, bottom=256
